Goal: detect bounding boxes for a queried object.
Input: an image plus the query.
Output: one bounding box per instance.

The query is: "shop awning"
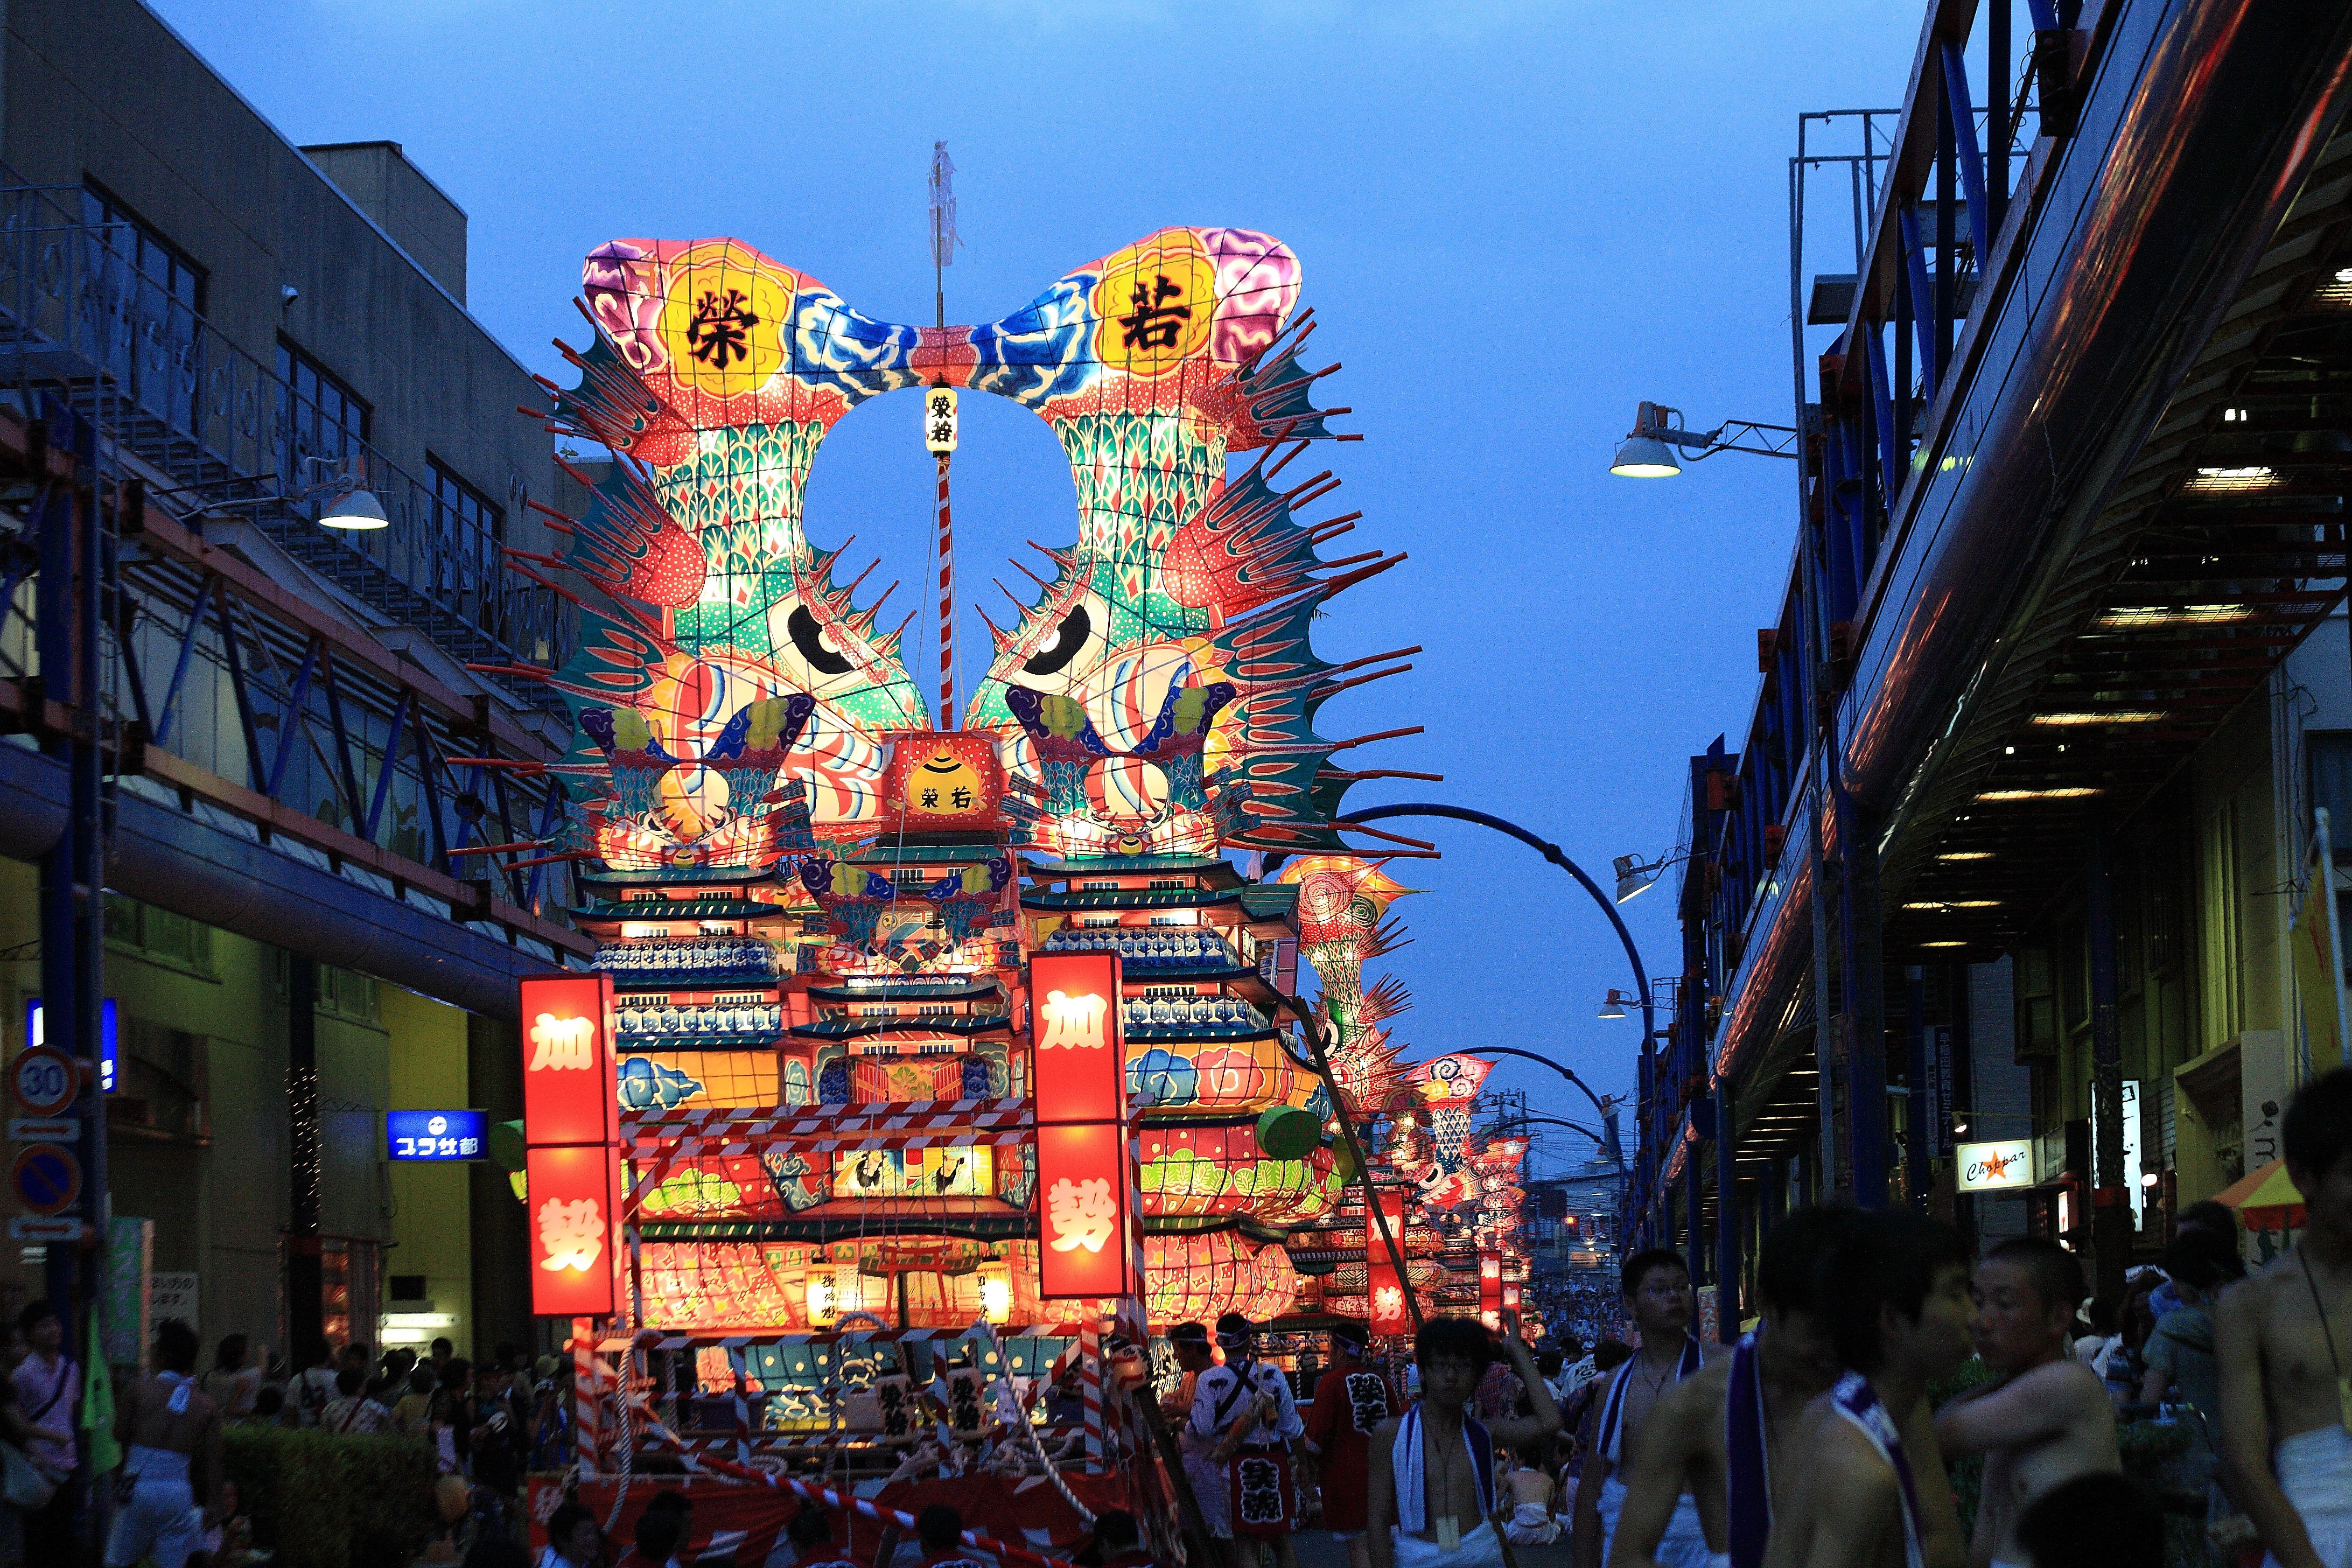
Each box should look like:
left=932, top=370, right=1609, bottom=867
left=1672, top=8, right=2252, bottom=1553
left=2216, top=1158, right=2306, bottom=1233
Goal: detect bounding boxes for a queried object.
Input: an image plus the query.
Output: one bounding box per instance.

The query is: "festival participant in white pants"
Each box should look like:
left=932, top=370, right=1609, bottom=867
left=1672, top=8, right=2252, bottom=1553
left=105, top=1317, right=224, bottom=1568
left=2219, top=1068, right=2352, bottom=1568
left=1189, top=1312, right=1307, bottom=1568
left=1367, top=1314, right=1565, bottom=1568
left=1574, top=1249, right=1726, bottom=1568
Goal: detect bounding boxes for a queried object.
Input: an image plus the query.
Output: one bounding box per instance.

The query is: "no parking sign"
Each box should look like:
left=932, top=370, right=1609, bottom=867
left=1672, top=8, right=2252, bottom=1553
left=13, top=1143, right=81, bottom=1216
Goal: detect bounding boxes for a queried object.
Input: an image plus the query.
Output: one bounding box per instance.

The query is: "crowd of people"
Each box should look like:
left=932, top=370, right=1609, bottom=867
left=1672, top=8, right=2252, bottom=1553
left=1133, top=1066, right=2351, bottom=1568
left=0, top=1322, right=577, bottom=1566
left=8, top=1066, right=2343, bottom=1568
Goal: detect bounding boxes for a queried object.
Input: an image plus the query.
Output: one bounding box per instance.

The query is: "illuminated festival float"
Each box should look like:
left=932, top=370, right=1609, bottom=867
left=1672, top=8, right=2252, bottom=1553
left=494, top=227, right=1531, bottom=1557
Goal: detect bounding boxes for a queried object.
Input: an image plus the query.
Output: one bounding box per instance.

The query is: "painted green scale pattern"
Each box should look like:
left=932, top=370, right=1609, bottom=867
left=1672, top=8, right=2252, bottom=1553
left=962, top=408, right=1226, bottom=731
left=654, top=422, right=927, bottom=733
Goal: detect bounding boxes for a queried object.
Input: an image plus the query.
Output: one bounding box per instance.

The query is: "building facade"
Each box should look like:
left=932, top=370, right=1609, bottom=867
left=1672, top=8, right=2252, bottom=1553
left=0, top=0, right=589, bottom=1367
left=1633, top=0, right=2352, bottom=1319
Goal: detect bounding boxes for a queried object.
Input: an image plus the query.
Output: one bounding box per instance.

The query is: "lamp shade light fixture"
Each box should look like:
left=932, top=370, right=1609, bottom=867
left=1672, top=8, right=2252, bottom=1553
left=1597, top=989, right=1637, bottom=1021
left=319, top=488, right=389, bottom=530
left=1609, top=432, right=1682, bottom=478
left=1613, top=853, right=1662, bottom=904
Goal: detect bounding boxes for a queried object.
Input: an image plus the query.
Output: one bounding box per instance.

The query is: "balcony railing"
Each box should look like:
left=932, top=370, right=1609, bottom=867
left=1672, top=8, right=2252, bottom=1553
left=0, top=178, right=573, bottom=708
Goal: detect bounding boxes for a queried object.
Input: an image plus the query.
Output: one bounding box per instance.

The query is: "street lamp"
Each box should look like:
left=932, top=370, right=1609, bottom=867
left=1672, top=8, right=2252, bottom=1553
left=1608, top=400, right=1801, bottom=477
left=320, top=486, right=388, bottom=530
left=1598, top=988, right=1640, bottom=1020
left=1613, top=852, right=1667, bottom=904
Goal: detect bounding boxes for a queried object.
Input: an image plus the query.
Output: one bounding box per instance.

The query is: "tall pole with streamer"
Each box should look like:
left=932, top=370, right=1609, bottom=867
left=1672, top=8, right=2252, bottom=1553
left=926, top=141, right=961, bottom=728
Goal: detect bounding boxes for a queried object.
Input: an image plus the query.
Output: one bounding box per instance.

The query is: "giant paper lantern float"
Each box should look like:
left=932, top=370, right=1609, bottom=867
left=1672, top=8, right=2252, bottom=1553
left=496, top=226, right=1476, bottom=1502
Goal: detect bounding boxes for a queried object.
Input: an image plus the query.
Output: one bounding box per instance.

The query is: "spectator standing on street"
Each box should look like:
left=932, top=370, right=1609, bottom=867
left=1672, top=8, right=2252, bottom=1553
left=104, top=1317, right=223, bottom=1568
left=2151, top=1200, right=2242, bottom=1323
left=1304, top=1321, right=1398, bottom=1568
left=289, top=1344, right=338, bottom=1427
left=12, top=1299, right=78, bottom=1563
left=2140, top=1228, right=2243, bottom=1417
left=539, top=1502, right=602, bottom=1568
left=433, top=1357, right=473, bottom=1474
left=319, top=1367, right=388, bottom=1436
left=1932, top=1236, right=2122, bottom=1568
left=2070, top=1298, right=2120, bottom=1379
left=1557, top=1340, right=1628, bottom=1466
left=201, top=1335, right=260, bottom=1425
left=468, top=1361, right=524, bottom=1518
left=0, top=1323, right=38, bottom=1568
left=613, top=1509, right=681, bottom=1568
left=393, top=1362, right=437, bottom=1437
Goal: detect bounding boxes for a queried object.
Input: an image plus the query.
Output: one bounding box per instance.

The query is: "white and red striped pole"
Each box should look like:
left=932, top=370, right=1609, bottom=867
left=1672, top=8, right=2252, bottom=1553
left=936, top=447, right=954, bottom=729
left=571, top=1316, right=604, bottom=1479
left=1079, top=1320, right=1105, bottom=1470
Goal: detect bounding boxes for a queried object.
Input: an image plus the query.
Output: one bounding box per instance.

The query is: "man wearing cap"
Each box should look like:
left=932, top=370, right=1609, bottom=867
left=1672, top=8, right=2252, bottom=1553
left=1188, top=1312, right=1308, bottom=1568
left=1307, top=1322, right=1401, bottom=1568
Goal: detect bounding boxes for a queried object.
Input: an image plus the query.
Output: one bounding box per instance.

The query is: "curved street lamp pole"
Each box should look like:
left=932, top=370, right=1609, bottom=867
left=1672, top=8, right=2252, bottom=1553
left=1496, top=1112, right=1609, bottom=1145
left=1334, top=804, right=1657, bottom=1048
left=1469, top=1045, right=1625, bottom=1173
left=1334, top=802, right=1660, bottom=1238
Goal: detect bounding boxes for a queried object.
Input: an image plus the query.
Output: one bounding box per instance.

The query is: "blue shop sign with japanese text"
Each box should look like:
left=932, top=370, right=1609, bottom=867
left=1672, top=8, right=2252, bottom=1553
left=386, top=1109, right=487, bottom=1162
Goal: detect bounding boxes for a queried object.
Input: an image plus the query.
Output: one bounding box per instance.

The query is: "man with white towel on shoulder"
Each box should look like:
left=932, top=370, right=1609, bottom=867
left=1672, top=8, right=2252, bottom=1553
left=1367, top=1313, right=1565, bottom=1568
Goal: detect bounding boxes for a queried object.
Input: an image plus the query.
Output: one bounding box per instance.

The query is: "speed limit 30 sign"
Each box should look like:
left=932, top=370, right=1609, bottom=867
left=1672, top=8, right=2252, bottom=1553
left=9, top=1047, right=75, bottom=1118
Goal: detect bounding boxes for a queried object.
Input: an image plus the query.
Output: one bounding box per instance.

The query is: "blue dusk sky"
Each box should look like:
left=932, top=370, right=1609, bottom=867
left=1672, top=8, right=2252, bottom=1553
left=153, top=0, right=1923, bottom=1176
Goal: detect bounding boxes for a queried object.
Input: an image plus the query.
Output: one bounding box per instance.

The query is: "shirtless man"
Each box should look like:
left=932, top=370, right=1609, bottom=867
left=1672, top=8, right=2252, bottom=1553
left=1573, top=1249, right=1725, bottom=1568
left=104, top=1317, right=223, bottom=1568
left=1609, top=1207, right=1856, bottom=1568
left=1933, top=1237, right=2120, bottom=1568
left=2218, top=1066, right=2352, bottom=1568
left=1367, top=1314, right=1565, bottom=1568
left=1762, top=1208, right=1977, bottom=1568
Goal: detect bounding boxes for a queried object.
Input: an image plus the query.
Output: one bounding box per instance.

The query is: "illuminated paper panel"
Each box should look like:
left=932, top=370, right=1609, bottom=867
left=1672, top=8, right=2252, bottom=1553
left=1036, top=1122, right=1136, bottom=1299
left=1366, top=1187, right=1411, bottom=1335
left=1031, top=952, right=1125, bottom=1125
left=527, top=1144, right=623, bottom=1317
left=520, top=973, right=618, bottom=1146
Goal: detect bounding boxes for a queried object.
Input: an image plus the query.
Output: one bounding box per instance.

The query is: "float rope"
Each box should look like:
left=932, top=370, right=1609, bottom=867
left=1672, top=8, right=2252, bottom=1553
left=975, top=1315, right=1094, bottom=1527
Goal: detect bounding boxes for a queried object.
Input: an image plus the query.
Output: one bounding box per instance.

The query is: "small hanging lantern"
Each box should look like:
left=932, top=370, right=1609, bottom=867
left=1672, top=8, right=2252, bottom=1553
left=924, top=384, right=958, bottom=453
left=978, top=1262, right=1012, bottom=1325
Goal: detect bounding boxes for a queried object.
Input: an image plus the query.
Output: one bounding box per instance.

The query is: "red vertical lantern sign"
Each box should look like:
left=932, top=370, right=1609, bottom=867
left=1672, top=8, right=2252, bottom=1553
left=1031, top=953, right=1136, bottom=1299
left=1478, top=1251, right=1503, bottom=1331
left=1366, top=1187, right=1410, bottom=1335
left=520, top=972, right=621, bottom=1317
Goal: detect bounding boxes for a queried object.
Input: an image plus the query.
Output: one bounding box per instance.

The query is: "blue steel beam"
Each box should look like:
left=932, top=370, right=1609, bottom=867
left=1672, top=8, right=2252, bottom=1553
left=1940, top=43, right=1990, bottom=254
left=263, top=635, right=321, bottom=799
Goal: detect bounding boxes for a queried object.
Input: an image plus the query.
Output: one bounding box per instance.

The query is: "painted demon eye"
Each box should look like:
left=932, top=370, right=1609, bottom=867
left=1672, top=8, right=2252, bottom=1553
left=1024, top=604, right=1093, bottom=677
left=787, top=605, right=856, bottom=676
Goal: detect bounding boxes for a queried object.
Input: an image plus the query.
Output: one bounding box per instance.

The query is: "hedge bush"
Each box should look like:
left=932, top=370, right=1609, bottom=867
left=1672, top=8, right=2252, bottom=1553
left=223, top=1425, right=439, bottom=1568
